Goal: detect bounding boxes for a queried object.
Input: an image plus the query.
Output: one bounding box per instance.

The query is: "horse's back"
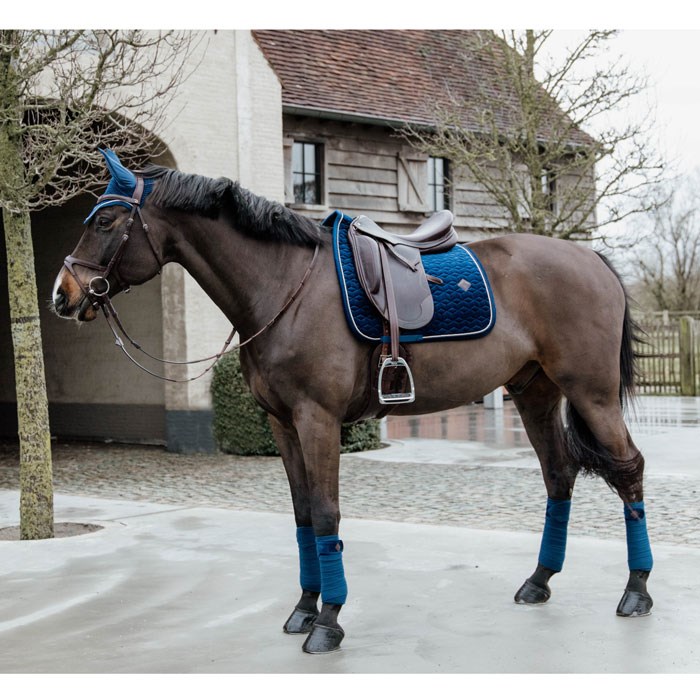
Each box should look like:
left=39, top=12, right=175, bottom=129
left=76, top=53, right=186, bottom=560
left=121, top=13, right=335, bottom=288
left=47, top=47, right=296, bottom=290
left=469, top=233, right=626, bottom=317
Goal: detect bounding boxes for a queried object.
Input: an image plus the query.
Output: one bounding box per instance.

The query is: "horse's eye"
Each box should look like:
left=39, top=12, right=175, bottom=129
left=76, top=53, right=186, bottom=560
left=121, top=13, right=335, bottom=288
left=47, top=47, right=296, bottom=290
left=96, top=216, right=112, bottom=230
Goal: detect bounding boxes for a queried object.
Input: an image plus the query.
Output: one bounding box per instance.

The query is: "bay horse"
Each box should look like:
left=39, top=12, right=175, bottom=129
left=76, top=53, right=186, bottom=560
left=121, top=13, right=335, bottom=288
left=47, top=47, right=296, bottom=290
left=52, top=151, right=654, bottom=654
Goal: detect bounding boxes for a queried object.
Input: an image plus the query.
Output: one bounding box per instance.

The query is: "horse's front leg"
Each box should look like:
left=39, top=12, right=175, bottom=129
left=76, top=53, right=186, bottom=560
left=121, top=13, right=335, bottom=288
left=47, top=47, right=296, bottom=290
left=268, top=416, right=321, bottom=635
left=294, top=405, right=347, bottom=654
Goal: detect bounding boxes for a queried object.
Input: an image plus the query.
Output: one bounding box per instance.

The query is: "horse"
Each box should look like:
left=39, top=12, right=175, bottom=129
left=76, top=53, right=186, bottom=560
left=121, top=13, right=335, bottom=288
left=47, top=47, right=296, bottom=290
left=52, top=150, right=654, bottom=654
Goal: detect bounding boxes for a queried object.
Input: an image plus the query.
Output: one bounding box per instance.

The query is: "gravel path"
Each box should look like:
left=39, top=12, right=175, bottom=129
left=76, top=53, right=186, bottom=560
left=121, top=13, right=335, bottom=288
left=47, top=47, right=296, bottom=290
left=1, top=399, right=698, bottom=547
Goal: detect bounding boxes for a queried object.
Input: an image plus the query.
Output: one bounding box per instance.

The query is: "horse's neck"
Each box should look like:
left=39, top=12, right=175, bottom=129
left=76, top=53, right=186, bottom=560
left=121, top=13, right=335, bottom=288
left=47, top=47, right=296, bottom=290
left=167, top=216, right=308, bottom=335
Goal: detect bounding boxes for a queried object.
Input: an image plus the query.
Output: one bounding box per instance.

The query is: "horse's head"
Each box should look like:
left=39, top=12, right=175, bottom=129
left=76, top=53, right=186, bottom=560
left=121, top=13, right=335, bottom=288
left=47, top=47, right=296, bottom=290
left=52, top=149, right=163, bottom=322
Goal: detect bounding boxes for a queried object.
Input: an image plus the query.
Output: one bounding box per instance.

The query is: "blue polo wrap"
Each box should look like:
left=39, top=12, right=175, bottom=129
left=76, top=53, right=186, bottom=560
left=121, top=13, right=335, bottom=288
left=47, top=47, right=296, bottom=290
left=296, top=526, right=321, bottom=592
left=316, top=534, right=348, bottom=605
left=537, top=497, right=572, bottom=572
left=624, top=501, right=653, bottom=571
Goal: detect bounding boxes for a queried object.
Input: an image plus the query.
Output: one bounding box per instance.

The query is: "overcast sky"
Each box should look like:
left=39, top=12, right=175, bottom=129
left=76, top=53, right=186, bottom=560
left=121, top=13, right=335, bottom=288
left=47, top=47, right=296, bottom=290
left=545, top=29, right=700, bottom=179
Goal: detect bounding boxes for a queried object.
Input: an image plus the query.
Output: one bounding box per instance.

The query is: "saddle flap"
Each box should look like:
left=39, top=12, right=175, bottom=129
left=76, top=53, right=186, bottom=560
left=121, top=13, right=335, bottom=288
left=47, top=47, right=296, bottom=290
left=348, top=222, right=434, bottom=330
left=353, top=233, right=383, bottom=296
left=390, top=244, right=434, bottom=329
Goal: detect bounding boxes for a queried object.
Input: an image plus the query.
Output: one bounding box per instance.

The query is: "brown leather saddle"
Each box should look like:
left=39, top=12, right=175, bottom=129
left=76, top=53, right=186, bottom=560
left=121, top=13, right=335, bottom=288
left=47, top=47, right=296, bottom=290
left=347, top=210, right=458, bottom=404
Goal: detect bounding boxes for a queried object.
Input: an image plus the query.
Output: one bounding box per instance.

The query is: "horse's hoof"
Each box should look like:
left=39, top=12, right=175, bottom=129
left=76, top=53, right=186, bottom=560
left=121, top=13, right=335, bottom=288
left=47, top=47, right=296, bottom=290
left=616, top=589, right=653, bottom=617
left=283, top=607, right=318, bottom=635
left=514, top=578, right=551, bottom=605
left=302, top=623, right=345, bottom=654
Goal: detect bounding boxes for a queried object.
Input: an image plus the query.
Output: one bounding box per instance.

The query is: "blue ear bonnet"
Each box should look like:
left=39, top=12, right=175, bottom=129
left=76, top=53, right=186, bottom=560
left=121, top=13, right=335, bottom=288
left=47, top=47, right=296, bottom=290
left=84, top=149, right=154, bottom=223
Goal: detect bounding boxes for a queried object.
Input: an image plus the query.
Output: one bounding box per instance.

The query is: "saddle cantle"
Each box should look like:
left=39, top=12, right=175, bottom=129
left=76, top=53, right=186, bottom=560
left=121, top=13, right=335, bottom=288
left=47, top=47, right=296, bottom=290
left=347, top=212, right=458, bottom=404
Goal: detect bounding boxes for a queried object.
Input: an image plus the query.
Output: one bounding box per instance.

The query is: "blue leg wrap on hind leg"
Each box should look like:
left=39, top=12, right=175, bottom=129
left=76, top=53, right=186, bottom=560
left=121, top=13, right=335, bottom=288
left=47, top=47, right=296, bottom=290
left=538, top=498, right=572, bottom=572
left=296, top=526, right=321, bottom=592
left=316, top=534, right=348, bottom=605
left=624, top=501, right=653, bottom=571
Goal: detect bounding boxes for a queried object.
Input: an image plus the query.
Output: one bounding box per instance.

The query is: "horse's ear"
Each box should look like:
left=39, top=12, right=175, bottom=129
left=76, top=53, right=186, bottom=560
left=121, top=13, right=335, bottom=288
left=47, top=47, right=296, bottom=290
left=99, top=148, right=136, bottom=193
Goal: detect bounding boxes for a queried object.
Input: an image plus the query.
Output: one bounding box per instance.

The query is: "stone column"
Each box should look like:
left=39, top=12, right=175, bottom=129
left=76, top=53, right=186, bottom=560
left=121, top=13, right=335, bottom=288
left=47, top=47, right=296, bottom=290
left=160, top=30, right=284, bottom=451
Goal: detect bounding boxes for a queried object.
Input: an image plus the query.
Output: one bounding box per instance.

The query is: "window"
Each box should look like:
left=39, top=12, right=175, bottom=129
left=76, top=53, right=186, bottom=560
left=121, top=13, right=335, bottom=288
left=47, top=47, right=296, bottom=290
left=427, top=157, right=449, bottom=211
left=292, top=142, right=322, bottom=205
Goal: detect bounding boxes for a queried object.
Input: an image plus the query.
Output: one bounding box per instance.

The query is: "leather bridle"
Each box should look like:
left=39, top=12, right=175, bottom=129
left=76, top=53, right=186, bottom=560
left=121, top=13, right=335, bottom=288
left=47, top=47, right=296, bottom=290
left=62, top=176, right=320, bottom=382
left=63, top=176, right=161, bottom=307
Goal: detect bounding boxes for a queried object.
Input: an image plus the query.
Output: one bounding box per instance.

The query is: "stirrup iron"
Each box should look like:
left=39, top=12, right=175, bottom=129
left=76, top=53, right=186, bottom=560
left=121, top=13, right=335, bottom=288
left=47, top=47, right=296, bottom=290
left=378, top=356, right=415, bottom=404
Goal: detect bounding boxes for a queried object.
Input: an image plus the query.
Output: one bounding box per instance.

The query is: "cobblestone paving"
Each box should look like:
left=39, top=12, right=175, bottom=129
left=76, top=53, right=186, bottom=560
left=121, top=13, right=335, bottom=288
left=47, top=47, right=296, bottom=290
left=1, top=426, right=698, bottom=547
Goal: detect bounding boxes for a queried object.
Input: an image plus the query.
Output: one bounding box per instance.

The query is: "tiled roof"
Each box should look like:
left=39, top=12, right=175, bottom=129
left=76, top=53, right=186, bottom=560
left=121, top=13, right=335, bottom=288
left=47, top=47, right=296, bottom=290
left=253, top=29, right=595, bottom=148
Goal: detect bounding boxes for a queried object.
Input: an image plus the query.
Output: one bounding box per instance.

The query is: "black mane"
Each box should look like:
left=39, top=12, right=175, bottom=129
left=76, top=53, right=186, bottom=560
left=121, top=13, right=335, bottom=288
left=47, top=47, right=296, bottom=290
left=140, top=164, right=322, bottom=247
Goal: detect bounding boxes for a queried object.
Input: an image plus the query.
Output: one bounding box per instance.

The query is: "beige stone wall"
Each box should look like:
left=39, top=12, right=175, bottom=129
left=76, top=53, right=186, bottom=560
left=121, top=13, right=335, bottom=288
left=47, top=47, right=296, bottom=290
left=158, top=30, right=285, bottom=413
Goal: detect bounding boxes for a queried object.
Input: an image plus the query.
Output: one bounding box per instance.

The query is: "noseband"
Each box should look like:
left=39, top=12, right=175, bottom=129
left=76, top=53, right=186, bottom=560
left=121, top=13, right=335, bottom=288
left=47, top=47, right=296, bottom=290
left=62, top=177, right=320, bottom=382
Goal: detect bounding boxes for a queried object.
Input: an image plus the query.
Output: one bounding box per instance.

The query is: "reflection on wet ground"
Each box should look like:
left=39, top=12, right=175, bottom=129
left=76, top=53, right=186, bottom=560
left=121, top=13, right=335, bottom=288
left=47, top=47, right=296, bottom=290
left=623, top=395, right=700, bottom=433
left=386, top=400, right=529, bottom=449
left=385, top=395, right=700, bottom=448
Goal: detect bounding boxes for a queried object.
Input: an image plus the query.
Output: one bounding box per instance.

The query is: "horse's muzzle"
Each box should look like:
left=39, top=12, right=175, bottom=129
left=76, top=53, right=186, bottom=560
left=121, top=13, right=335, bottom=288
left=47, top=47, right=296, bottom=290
left=51, top=269, right=98, bottom=322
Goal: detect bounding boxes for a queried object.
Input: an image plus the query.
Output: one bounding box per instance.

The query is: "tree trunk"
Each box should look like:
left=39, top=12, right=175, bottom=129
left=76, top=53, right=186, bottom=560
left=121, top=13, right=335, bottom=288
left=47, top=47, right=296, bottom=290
left=1, top=32, right=54, bottom=539
left=2, top=207, right=54, bottom=539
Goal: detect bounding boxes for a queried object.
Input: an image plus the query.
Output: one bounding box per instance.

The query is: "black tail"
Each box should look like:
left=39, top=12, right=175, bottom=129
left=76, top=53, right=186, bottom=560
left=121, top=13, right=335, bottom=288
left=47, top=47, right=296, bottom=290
left=565, top=253, right=642, bottom=485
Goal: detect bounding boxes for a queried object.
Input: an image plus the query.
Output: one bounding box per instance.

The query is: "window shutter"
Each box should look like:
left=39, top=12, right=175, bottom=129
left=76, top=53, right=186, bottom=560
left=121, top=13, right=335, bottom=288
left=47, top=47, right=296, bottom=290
left=397, top=153, right=428, bottom=212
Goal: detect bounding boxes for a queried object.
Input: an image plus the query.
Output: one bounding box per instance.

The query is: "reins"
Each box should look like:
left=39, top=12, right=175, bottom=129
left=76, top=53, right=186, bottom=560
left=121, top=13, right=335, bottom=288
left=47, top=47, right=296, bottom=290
left=98, top=243, right=319, bottom=383
left=64, top=176, right=321, bottom=383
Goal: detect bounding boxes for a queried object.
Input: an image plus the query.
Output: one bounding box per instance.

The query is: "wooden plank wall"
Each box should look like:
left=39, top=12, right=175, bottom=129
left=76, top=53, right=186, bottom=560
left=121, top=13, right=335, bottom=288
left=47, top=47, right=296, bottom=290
left=283, top=115, right=510, bottom=240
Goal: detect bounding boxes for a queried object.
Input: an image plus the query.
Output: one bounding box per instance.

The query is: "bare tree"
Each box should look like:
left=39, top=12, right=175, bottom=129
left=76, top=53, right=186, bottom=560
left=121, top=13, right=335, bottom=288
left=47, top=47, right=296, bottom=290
left=628, top=172, right=700, bottom=311
left=0, top=29, right=199, bottom=539
left=403, top=30, right=666, bottom=239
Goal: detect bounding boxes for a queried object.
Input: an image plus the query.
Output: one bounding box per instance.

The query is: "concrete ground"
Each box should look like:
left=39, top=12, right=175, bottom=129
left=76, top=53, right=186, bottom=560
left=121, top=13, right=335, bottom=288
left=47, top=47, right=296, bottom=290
left=0, top=396, right=699, bottom=674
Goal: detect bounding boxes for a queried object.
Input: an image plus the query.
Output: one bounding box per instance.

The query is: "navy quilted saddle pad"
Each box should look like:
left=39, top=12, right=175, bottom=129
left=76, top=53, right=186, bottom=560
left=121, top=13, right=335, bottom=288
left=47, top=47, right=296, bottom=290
left=325, top=210, right=496, bottom=344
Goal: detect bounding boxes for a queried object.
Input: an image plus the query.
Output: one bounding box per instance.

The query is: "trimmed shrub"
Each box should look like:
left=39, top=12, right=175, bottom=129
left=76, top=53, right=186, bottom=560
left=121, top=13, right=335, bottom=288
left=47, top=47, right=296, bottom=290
left=339, top=420, right=382, bottom=454
left=211, top=350, right=382, bottom=455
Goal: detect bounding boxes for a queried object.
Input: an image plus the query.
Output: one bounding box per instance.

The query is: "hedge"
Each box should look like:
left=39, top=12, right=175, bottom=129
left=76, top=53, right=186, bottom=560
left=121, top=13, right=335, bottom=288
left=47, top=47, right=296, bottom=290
left=211, top=350, right=381, bottom=455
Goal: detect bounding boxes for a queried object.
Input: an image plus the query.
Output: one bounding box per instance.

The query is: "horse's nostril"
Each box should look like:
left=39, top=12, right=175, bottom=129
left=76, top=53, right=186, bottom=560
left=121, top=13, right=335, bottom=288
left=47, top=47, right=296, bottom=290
left=53, top=287, right=68, bottom=314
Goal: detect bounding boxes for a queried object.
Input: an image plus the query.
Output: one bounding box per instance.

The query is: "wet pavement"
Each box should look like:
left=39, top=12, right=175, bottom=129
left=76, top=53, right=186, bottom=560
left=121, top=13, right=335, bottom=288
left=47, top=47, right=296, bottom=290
left=2, top=490, right=700, bottom=674
left=0, top=396, right=699, bottom=674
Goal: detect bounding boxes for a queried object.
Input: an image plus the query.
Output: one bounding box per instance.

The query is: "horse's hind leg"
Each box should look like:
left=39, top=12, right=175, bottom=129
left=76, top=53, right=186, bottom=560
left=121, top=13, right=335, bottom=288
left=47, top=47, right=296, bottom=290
left=509, top=370, right=577, bottom=605
left=565, top=395, right=653, bottom=617
left=268, top=416, right=321, bottom=635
